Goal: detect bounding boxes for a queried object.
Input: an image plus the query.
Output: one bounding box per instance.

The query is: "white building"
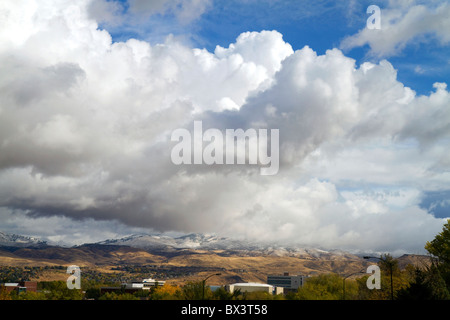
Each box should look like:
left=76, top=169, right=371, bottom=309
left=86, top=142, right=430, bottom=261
left=226, top=282, right=283, bottom=295
left=123, top=278, right=165, bottom=290
left=142, top=278, right=165, bottom=289
left=123, top=282, right=144, bottom=289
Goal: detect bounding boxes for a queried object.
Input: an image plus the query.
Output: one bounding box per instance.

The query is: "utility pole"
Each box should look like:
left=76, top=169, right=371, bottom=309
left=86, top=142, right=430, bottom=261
left=202, top=273, right=221, bottom=300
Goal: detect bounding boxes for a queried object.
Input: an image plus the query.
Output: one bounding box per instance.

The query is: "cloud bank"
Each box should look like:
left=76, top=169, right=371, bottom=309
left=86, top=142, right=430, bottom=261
left=0, top=0, right=449, bottom=254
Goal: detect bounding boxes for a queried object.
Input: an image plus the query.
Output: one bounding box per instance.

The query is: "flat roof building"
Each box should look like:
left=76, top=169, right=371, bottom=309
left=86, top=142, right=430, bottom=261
left=226, top=282, right=283, bottom=295
left=267, top=273, right=308, bottom=293
left=142, top=278, right=165, bottom=289
left=102, top=278, right=165, bottom=294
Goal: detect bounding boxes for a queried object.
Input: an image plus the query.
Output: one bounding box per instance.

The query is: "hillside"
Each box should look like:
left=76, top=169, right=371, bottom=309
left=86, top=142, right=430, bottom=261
left=0, top=231, right=431, bottom=285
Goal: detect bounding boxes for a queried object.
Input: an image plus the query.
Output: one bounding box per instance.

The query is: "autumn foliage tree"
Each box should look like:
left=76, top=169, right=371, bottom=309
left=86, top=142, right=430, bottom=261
left=150, top=284, right=182, bottom=300
left=0, top=286, right=11, bottom=300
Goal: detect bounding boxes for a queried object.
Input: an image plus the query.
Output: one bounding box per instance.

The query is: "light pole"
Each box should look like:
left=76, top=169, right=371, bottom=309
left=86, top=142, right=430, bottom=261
left=343, top=269, right=365, bottom=300
left=202, top=273, right=221, bottom=300
left=364, top=255, right=394, bottom=300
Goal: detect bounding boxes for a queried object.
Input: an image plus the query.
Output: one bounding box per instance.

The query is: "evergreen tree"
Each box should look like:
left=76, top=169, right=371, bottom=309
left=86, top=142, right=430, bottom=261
left=397, top=264, right=450, bottom=300
left=182, top=281, right=212, bottom=300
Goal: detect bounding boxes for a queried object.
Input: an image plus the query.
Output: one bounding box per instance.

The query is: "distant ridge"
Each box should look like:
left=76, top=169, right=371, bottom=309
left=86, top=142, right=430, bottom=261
left=97, top=233, right=241, bottom=249
left=0, top=230, right=384, bottom=260
left=94, top=233, right=362, bottom=260
left=0, top=231, right=430, bottom=282
left=0, top=230, right=427, bottom=261
left=0, top=231, right=47, bottom=248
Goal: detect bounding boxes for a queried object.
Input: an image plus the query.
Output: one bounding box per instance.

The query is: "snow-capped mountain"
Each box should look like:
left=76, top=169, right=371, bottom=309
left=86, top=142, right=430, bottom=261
left=97, top=233, right=247, bottom=250
left=95, top=233, right=358, bottom=259
left=0, top=231, right=47, bottom=247
left=0, top=230, right=362, bottom=260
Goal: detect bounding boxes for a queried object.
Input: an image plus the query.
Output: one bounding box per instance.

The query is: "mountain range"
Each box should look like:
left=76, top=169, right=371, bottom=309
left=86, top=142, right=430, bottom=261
left=0, top=230, right=367, bottom=267
left=0, top=230, right=415, bottom=259
left=0, top=231, right=430, bottom=285
left=96, top=232, right=360, bottom=259
left=0, top=230, right=349, bottom=256
left=0, top=231, right=48, bottom=248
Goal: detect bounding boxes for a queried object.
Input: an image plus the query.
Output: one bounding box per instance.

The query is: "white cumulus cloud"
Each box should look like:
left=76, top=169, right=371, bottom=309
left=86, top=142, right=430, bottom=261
left=0, top=0, right=449, bottom=254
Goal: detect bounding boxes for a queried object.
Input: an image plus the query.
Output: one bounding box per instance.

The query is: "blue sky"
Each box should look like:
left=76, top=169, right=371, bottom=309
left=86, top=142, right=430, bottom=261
left=102, top=0, right=450, bottom=96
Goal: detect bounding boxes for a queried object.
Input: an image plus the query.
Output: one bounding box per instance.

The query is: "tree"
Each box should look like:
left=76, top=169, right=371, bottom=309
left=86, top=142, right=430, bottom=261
left=134, top=289, right=151, bottom=299
left=358, top=255, right=409, bottom=300
left=0, top=286, right=11, bottom=300
left=396, top=264, right=450, bottom=300
left=40, top=281, right=83, bottom=300
left=182, top=281, right=212, bottom=300
left=150, top=284, right=182, bottom=300
left=212, top=287, right=241, bottom=300
left=239, top=291, right=276, bottom=300
left=425, top=219, right=450, bottom=288
left=426, top=219, right=450, bottom=265
left=85, top=288, right=101, bottom=300
left=15, top=291, right=47, bottom=300
left=294, top=274, right=352, bottom=300
left=98, top=292, right=139, bottom=300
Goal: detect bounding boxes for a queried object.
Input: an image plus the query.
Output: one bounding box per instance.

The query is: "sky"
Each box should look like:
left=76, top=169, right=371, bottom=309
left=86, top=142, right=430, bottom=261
left=0, top=0, right=449, bottom=255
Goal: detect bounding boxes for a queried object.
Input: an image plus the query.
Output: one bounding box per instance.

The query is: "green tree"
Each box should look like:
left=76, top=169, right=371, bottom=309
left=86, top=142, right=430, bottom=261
left=239, top=291, right=277, bottom=300
left=40, top=281, right=83, bottom=300
left=182, top=281, right=212, bottom=300
left=425, top=219, right=450, bottom=288
left=294, top=274, right=352, bottom=300
left=358, top=255, right=411, bottom=300
left=98, top=292, right=139, bottom=300
left=15, top=291, right=47, bottom=300
left=212, top=287, right=241, bottom=300
left=85, top=287, right=102, bottom=300
left=397, top=264, right=450, bottom=300
left=134, top=289, right=150, bottom=299
left=426, top=219, right=450, bottom=264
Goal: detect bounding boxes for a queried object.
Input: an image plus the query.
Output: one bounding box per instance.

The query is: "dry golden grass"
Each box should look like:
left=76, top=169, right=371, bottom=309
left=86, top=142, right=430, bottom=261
left=0, top=245, right=428, bottom=286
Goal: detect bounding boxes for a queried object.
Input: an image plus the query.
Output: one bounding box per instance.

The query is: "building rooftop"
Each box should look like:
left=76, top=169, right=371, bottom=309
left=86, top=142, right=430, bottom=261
left=230, top=282, right=272, bottom=287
